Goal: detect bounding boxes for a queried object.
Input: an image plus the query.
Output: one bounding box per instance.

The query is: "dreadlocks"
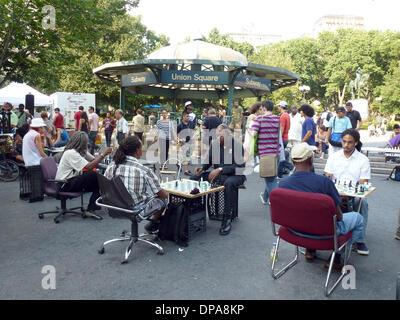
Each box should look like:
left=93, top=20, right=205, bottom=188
left=63, top=131, right=89, bottom=156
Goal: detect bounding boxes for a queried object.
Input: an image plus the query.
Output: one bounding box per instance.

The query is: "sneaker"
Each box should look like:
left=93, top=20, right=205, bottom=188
left=356, top=243, right=369, bottom=255
left=324, top=253, right=343, bottom=271
left=395, top=235, right=400, bottom=240
left=84, top=211, right=103, bottom=220
left=144, top=220, right=160, bottom=233
left=259, top=192, right=267, bottom=205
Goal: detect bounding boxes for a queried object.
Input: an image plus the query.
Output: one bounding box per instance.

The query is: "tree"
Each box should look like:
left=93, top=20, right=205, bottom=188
left=0, top=0, right=139, bottom=87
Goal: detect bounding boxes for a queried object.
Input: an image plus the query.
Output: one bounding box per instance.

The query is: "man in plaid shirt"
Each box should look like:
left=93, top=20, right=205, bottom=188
left=105, top=136, right=168, bottom=232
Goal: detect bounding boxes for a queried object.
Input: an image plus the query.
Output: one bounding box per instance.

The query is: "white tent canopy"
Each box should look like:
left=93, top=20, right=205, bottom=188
left=0, top=82, right=53, bottom=107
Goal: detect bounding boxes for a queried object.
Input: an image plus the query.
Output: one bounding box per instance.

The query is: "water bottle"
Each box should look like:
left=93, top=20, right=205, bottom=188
left=270, top=242, right=278, bottom=262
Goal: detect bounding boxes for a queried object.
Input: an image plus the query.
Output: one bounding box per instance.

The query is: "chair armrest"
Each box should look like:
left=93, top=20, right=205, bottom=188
left=95, top=196, right=136, bottom=215
left=48, top=179, right=68, bottom=184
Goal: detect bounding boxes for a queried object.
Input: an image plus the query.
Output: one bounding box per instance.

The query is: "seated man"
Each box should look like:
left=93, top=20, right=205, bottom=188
left=191, top=124, right=246, bottom=236
left=104, top=135, right=168, bottom=233
left=56, top=131, right=112, bottom=218
left=324, top=128, right=370, bottom=256
left=279, top=142, right=365, bottom=270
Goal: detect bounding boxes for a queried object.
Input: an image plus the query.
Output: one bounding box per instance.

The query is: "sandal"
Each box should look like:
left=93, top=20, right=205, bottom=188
left=305, top=249, right=316, bottom=261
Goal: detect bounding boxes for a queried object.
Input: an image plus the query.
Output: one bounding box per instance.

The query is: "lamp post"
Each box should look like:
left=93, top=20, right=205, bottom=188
left=299, top=85, right=310, bottom=104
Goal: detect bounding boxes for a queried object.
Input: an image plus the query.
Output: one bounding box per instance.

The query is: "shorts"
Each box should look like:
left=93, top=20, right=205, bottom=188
left=229, top=121, right=241, bottom=130
left=177, top=142, right=195, bottom=164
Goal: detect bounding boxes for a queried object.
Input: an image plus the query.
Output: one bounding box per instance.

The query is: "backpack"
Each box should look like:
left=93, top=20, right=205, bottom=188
left=158, top=202, right=189, bottom=247
left=388, top=166, right=400, bottom=181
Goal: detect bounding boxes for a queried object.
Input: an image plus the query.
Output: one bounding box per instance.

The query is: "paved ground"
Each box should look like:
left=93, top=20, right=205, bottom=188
left=0, top=164, right=399, bottom=300
left=1, top=130, right=399, bottom=300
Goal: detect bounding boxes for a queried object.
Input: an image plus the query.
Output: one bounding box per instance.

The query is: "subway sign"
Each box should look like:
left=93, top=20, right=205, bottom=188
left=234, top=74, right=271, bottom=91
left=122, top=72, right=157, bottom=87
left=161, top=70, right=229, bottom=85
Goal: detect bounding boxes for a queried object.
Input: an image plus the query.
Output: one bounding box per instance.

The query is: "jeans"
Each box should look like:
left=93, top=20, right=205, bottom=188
left=278, top=141, right=294, bottom=177
left=263, top=176, right=278, bottom=203
left=290, top=211, right=365, bottom=253
left=88, top=131, right=97, bottom=153
left=350, top=198, right=368, bottom=243
left=54, top=140, right=68, bottom=148
left=105, top=130, right=113, bottom=147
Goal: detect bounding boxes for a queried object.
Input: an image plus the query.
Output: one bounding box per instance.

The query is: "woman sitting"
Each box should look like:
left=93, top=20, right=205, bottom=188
left=105, top=135, right=168, bottom=232
left=49, top=127, right=69, bottom=148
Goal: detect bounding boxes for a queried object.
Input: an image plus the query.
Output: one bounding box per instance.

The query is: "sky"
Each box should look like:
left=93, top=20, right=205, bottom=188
left=131, top=0, right=400, bottom=44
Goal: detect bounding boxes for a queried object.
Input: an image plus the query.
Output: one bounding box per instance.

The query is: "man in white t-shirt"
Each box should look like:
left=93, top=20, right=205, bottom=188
left=324, top=128, right=371, bottom=256
left=56, top=131, right=112, bottom=217
left=88, top=106, right=99, bottom=155
left=287, top=105, right=304, bottom=151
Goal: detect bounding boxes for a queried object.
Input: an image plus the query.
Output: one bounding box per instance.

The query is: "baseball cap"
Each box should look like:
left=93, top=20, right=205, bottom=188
left=185, top=101, right=192, bottom=107
left=291, top=143, right=315, bottom=162
left=337, top=106, right=346, bottom=113
left=30, top=118, right=46, bottom=128
left=277, top=101, right=288, bottom=108
left=345, top=101, right=353, bottom=107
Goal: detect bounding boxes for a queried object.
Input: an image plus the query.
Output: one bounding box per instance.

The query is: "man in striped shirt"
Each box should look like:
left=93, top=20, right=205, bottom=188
left=250, top=100, right=280, bottom=205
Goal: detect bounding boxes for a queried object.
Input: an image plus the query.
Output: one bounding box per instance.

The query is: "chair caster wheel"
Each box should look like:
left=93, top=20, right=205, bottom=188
left=157, top=250, right=165, bottom=255
left=98, top=248, right=105, bottom=254
left=38, top=214, right=44, bottom=219
left=121, top=260, right=128, bottom=264
left=54, top=219, right=60, bottom=224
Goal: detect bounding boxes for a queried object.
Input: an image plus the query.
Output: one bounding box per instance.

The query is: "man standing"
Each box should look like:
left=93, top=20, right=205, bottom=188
left=1, top=102, right=18, bottom=133
left=16, top=104, right=32, bottom=128
left=99, top=112, right=116, bottom=147
left=115, top=109, right=129, bottom=144
left=132, top=108, right=145, bottom=141
left=325, top=106, right=352, bottom=156
left=345, top=102, right=362, bottom=131
left=279, top=142, right=365, bottom=269
left=324, top=128, right=370, bottom=256
left=202, top=108, right=222, bottom=146
left=88, top=106, right=99, bottom=154
left=191, top=124, right=246, bottom=236
left=288, top=105, right=304, bottom=151
left=177, top=111, right=196, bottom=176
left=277, top=101, right=294, bottom=177
left=52, top=108, right=64, bottom=130
left=229, top=100, right=243, bottom=131
left=74, top=106, right=84, bottom=131
left=184, top=101, right=197, bottom=124
left=299, top=104, right=317, bottom=147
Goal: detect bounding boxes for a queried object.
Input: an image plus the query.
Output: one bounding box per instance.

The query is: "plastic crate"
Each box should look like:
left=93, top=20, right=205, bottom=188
left=207, top=183, right=239, bottom=221
left=19, top=165, right=44, bottom=202
left=169, top=194, right=206, bottom=241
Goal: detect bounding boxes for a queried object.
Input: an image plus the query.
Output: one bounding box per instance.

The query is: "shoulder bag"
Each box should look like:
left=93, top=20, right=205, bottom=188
left=328, top=117, right=343, bottom=148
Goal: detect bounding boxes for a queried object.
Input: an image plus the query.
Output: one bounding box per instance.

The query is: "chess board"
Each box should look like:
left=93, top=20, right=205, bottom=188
left=161, top=179, right=225, bottom=199
left=334, top=181, right=376, bottom=198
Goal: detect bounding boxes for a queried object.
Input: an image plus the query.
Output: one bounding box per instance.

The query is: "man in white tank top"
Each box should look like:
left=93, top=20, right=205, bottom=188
left=22, top=118, right=47, bottom=166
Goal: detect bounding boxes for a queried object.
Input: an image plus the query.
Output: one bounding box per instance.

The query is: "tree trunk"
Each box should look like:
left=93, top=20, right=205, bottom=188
left=339, top=83, right=347, bottom=106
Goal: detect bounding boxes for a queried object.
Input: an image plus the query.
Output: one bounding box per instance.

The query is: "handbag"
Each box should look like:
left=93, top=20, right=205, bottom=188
left=328, top=117, right=343, bottom=148
left=259, top=154, right=278, bottom=178
left=249, top=133, right=258, bottom=156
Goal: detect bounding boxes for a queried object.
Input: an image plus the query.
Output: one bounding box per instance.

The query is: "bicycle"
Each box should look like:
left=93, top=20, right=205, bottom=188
left=0, top=135, right=20, bottom=182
